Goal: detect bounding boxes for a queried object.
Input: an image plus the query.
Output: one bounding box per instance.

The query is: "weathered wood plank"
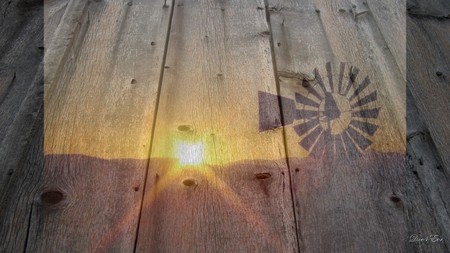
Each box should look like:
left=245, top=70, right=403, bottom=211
left=0, top=0, right=44, bottom=153
left=0, top=109, right=43, bottom=253
left=44, top=0, right=70, bottom=49
left=364, top=0, right=406, bottom=77
left=407, top=5, right=450, bottom=175
left=0, top=4, right=45, bottom=251
left=266, top=0, right=431, bottom=252
left=407, top=0, right=450, bottom=18
left=0, top=2, right=54, bottom=252
left=33, top=0, right=172, bottom=251
left=405, top=89, right=450, bottom=252
left=136, top=0, right=298, bottom=252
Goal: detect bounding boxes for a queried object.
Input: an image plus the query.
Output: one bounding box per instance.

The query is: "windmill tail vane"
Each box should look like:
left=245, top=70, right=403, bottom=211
left=258, top=91, right=297, bottom=132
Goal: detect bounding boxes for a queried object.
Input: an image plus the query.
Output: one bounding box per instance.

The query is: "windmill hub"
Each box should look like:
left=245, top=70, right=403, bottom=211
left=319, top=92, right=352, bottom=135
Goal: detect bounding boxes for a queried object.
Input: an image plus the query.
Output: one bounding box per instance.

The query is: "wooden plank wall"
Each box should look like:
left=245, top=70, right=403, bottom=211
left=135, top=1, right=297, bottom=252
left=0, top=0, right=45, bottom=251
left=39, top=0, right=172, bottom=252
left=0, top=0, right=449, bottom=252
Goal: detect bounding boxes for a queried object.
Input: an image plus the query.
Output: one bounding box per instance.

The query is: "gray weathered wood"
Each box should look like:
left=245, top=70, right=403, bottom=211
left=31, top=0, right=172, bottom=252
left=136, top=0, right=298, bottom=252
left=0, top=3, right=45, bottom=251
left=364, top=0, right=406, bottom=77
left=407, top=2, right=450, bottom=175
left=266, top=0, right=435, bottom=252
left=44, top=0, right=70, bottom=49
left=405, top=89, right=450, bottom=252
left=0, top=0, right=44, bottom=158
left=0, top=110, right=43, bottom=253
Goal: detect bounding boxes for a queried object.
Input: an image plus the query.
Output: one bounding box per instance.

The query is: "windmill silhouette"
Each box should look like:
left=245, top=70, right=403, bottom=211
left=259, top=62, right=380, bottom=159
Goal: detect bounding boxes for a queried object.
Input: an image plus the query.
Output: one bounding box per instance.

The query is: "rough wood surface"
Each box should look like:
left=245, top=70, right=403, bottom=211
left=135, top=0, right=298, bottom=252
left=0, top=111, right=43, bottom=253
left=265, top=0, right=440, bottom=252
left=405, top=89, right=450, bottom=252
left=365, top=0, right=406, bottom=77
left=44, top=0, right=70, bottom=49
left=406, top=1, right=450, bottom=175
left=0, top=0, right=44, bottom=174
left=0, top=0, right=449, bottom=252
left=0, top=1, right=44, bottom=251
left=34, top=0, right=172, bottom=252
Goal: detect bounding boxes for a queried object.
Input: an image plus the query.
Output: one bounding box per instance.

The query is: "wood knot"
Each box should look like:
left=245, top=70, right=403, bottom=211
left=183, top=178, right=197, bottom=187
left=255, top=173, right=271, bottom=180
left=41, top=190, right=64, bottom=205
left=390, top=195, right=402, bottom=203
left=133, top=186, right=139, bottom=192
left=390, top=194, right=402, bottom=206
left=178, top=125, right=193, bottom=132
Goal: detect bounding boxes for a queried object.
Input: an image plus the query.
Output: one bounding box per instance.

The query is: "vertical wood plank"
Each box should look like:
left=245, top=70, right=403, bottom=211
left=407, top=4, right=450, bottom=174
left=0, top=0, right=44, bottom=157
left=0, top=1, right=45, bottom=252
left=0, top=110, right=43, bottom=253
left=365, top=0, right=406, bottom=77
left=44, top=0, right=70, bottom=49
left=135, top=0, right=298, bottom=252
left=36, top=0, right=172, bottom=251
left=265, top=0, right=432, bottom=252
left=405, top=90, right=450, bottom=252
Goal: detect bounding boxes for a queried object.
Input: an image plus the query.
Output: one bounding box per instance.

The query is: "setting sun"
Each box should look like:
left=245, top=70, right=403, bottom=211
left=176, top=142, right=205, bottom=166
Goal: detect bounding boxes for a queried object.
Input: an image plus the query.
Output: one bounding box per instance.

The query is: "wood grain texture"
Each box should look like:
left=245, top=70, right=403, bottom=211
left=365, top=0, right=406, bottom=77
left=0, top=0, right=449, bottom=252
left=0, top=110, right=43, bottom=253
left=135, top=0, right=298, bottom=252
left=407, top=0, right=450, bottom=18
left=37, top=0, right=172, bottom=251
left=267, top=0, right=420, bottom=252
left=0, top=0, right=44, bottom=167
left=0, top=2, right=46, bottom=252
left=268, top=0, right=405, bottom=157
left=407, top=2, right=450, bottom=175
left=405, top=89, right=450, bottom=252
left=44, top=0, right=70, bottom=49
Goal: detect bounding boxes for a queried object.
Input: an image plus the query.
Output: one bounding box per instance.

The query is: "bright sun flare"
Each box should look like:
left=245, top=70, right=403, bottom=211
left=176, top=142, right=205, bottom=166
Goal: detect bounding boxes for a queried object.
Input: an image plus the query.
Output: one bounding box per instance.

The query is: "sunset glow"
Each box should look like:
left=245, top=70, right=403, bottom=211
left=176, top=142, right=205, bottom=166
